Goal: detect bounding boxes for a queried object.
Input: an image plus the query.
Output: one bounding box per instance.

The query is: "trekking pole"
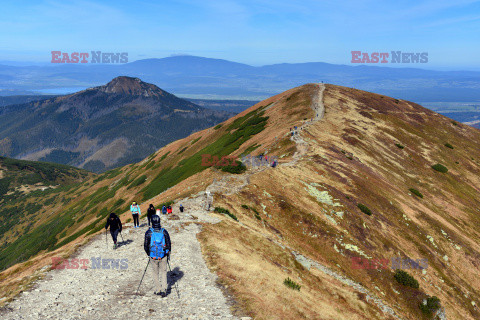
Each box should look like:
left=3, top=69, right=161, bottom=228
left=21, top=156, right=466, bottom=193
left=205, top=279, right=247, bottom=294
left=135, top=258, right=151, bottom=297
left=105, top=229, right=108, bottom=247
left=167, top=259, right=180, bottom=299
left=120, top=232, right=124, bottom=244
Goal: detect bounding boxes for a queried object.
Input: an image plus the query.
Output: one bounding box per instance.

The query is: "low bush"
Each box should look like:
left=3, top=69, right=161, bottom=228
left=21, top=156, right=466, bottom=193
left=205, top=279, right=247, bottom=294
left=395, top=143, right=405, bottom=149
left=241, top=204, right=249, bottom=209
left=419, top=296, right=441, bottom=316
left=214, top=207, right=238, bottom=221
left=284, top=277, right=301, bottom=291
left=394, top=270, right=419, bottom=289
left=357, top=203, right=372, bottom=216
left=214, top=124, right=223, bottom=130
left=444, top=143, right=454, bottom=149
left=431, top=164, right=448, bottom=173
left=409, top=188, right=423, bottom=198
left=220, top=161, right=247, bottom=174
left=127, top=175, right=147, bottom=189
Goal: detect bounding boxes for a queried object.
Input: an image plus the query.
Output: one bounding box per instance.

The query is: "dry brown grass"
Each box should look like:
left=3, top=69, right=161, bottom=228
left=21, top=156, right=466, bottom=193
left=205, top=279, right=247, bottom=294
left=2, top=83, right=480, bottom=319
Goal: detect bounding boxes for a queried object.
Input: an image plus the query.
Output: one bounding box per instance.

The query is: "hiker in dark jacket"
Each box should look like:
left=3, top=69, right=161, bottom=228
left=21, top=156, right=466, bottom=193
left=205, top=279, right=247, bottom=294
left=144, top=214, right=171, bottom=297
left=162, top=205, right=167, bottom=215
left=105, top=212, right=122, bottom=249
left=179, top=204, right=184, bottom=213
left=147, top=204, right=156, bottom=227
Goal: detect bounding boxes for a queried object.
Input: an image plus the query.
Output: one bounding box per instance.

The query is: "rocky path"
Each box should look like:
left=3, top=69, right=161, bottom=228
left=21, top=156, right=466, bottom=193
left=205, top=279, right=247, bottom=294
left=1, top=198, right=243, bottom=320
left=284, top=83, right=325, bottom=166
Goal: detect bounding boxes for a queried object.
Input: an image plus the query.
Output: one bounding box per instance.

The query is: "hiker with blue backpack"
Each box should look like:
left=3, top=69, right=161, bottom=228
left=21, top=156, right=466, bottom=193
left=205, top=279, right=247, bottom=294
left=130, top=201, right=141, bottom=228
left=144, top=213, right=171, bottom=297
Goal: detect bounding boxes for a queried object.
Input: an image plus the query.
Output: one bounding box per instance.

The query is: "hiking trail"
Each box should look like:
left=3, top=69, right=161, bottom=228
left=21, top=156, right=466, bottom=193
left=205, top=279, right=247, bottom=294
left=2, top=84, right=402, bottom=319
left=1, top=200, right=246, bottom=320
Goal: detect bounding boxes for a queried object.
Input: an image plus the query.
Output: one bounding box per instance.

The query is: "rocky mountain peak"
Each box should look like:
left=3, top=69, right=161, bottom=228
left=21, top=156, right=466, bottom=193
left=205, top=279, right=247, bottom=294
left=95, top=76, right=165, bottom=97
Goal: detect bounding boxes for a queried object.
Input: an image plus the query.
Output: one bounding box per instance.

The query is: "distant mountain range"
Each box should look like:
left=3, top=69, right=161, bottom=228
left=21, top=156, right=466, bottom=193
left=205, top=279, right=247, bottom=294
left=1, top=55, right=480, bottom=101
left=0, top=76, right=232, bottom=172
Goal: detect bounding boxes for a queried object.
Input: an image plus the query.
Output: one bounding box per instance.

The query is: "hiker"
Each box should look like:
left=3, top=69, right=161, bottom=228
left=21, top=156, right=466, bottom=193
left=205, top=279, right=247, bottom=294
left=131, top=201, right=141, bottom=228
left=105, top=212, right=122, bottom=249
left=179, top=204, right=184, bottom=213
left=147, top=204, right=156, bottom=227
left=144, top=213, right=171, bottom=297
left=167, top=206, right=172, bottom=214
left=162, top=205, right=167, bottom=215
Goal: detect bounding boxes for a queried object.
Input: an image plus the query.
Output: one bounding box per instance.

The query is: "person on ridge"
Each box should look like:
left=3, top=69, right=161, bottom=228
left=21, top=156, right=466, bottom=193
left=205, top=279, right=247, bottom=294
left=179, top=204, right=184, bottom=213
left=167, top=205, right=172, bottom=214
left=105, top=212, right=122, bottom=249
left=131, top=201, right=141, bottom=228
left=144, top=212, right=171, bottom=297
left=147, top=204, right=155, bottom=227
left=162, top=205, right=167, bottom=215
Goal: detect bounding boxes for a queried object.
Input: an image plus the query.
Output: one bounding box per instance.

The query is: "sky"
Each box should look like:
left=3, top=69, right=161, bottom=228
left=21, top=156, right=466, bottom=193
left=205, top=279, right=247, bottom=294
left=1, top=0, right=480, bottom=70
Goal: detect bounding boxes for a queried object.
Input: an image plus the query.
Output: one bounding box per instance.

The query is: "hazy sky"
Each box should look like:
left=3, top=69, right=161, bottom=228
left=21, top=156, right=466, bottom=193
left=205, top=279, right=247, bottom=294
left=1, top=0, right=480, bottom=69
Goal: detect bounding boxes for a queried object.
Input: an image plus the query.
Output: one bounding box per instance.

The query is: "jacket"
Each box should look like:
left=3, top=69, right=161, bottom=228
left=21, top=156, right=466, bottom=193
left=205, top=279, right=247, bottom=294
left=105, top=213, right=122, bottom=232
left=130, top=204, right=141, bottom=215
left=144, top=216, right=171, bottom=257
left=147, top=206, right=156, bottom=217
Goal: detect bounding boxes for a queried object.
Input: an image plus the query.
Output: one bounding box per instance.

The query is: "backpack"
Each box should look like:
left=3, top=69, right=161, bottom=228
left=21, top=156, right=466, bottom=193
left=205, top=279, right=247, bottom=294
left=149, top=228, right=167, bottom=259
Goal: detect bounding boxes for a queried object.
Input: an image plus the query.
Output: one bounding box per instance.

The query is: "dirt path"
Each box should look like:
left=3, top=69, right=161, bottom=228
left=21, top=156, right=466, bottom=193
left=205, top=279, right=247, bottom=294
left=284, top=83, right=325, bottom=167
left=1, top=199, right=245, bottom=320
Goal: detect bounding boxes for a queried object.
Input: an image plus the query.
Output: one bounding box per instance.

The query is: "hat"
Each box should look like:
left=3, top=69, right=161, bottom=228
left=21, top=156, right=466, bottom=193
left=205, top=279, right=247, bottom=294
left=132, top=201, right=137, bottom=205
left=151, top=215, right=161, bottom=230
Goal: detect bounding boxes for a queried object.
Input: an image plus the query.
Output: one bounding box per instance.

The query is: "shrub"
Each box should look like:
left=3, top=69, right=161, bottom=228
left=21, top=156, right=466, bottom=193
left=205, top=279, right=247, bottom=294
left=127, top=175, right=147, bottom=189
left=451, top=121, right=458, bottom=126
left=444, top=143, right=454, bottom=149
left=409, top=188, right=423, bottom=198
left=419, top=296, right=441, bottom=316
left=214, top=207, right=238, bottom=221
left=357, top=203, right=372, bottom=216
left=431, top=164, right=448, bottom=173
left=241, top=204, right=249, bottom=209
left=214, top=124, right=223, bottom=130
left=283, top=277, right=301, bottom=291
left=220, top=161, right=247, bottom=174
left=395, top=143, right=405, bottom=149
left=191, top=137, right=201, bottom=145
left=394, top=270, right=419, bottom=289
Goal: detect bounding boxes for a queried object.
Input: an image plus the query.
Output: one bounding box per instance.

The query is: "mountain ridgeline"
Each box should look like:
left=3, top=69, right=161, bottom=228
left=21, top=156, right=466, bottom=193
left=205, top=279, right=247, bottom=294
left=0, top=76, right=232, bottom=172
left=0, top=84, right=479, bottom=319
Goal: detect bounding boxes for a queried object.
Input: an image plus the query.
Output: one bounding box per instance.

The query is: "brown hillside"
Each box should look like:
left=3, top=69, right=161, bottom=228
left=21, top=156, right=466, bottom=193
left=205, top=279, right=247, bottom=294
left=1, top=84, right=479, bottom=319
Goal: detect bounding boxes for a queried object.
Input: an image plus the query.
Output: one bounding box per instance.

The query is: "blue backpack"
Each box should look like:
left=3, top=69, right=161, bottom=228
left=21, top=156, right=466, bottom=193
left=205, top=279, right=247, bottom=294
left=149, top=228, right=167, bottom=259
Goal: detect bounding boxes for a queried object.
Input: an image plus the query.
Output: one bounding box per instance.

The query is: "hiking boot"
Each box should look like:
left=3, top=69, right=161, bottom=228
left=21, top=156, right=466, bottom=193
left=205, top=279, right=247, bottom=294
left=113, top=244, right=117, bottom=249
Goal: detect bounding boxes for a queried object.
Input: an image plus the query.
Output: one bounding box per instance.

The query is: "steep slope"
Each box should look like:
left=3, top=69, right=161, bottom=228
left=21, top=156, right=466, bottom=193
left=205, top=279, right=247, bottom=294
left=0, top=76, right=232, bottom=172
left=1, top=83, right=479, bottom=319
left=0, top=157, right=93, bottom=271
